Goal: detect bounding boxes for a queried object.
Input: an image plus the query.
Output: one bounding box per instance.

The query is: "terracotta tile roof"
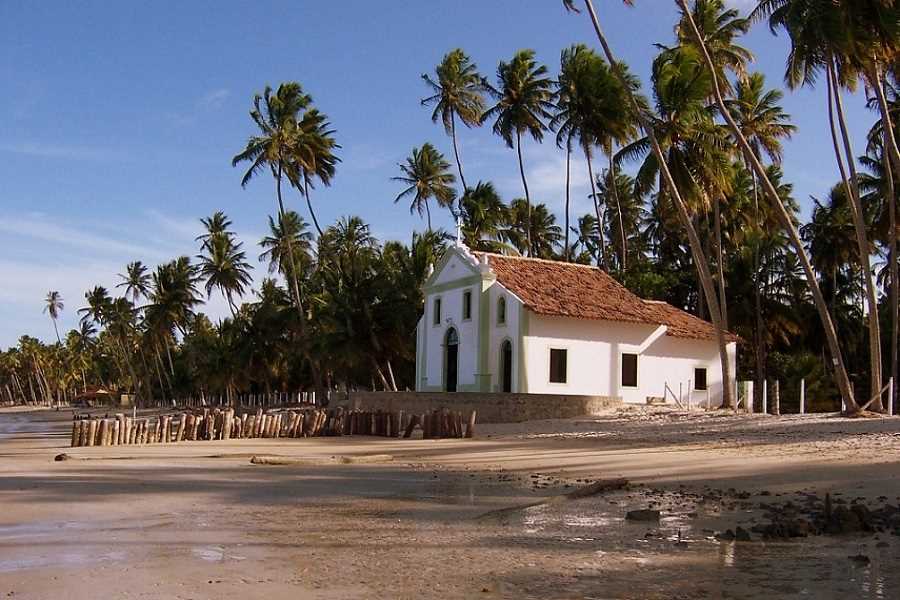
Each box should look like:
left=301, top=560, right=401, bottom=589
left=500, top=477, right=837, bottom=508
left=476, top=252, right=738, bottom=343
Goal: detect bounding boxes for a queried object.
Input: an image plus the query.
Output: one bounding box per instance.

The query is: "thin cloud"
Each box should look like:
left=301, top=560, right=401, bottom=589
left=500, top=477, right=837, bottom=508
left=0, top=215, right=169, bottom=260
left=0, top=141, right=118, bottom=161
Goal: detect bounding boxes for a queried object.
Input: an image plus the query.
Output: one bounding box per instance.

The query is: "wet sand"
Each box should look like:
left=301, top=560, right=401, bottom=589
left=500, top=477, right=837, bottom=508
left=1, top=406, right=900, bottom=599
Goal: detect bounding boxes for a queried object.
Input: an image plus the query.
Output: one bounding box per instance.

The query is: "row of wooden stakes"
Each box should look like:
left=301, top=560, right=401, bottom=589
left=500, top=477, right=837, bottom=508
left=70, top=407, right=476, bottom=448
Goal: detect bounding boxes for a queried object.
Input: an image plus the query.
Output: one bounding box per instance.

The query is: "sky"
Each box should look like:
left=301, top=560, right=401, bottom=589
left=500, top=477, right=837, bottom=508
left=0, top=0, right=878, bottom=348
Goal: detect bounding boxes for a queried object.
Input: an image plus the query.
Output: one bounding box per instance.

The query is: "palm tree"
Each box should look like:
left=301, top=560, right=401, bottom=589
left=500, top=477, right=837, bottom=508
left=459, top=181, right=509, bottom=252
left=392, top=143, right=457, bottom=230
left=117, top=261, right=151, bottom=304
left=482, top=49, right=555, bottom=256
left=291, top=107, right=340, bottom=236
left=507, top=199, right=562, bottom=258
left=199, top=235, right=253, bottom=318
left=232, top=83, right=310, bottom=315
left=671, top=0, right=752, bottom=93
left=421, top=49, right=487, bottom=197
left=666, top=0, right=859, bottom=410
left=727, top=72, right=796, bottom=409
left=43, top=291, right=64, bottom=344
left=196, top=211, right=234, bottom=250
left=259, top=210, right=314, bottom=280
left=564, top=0, right=735, bottom=409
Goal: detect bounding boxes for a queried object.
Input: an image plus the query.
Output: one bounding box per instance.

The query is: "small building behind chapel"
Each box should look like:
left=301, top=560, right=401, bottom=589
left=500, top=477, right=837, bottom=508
left=415, top=242, right=738, bottom=405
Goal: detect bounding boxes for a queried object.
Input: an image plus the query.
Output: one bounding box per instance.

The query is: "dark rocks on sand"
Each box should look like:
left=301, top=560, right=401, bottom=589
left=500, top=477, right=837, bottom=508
left=626, top=509, right=661, bottom=522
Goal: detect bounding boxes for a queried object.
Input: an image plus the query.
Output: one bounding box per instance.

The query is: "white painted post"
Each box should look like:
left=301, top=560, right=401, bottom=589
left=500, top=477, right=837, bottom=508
left=800, top=379, right=806, bottom=415
left=889, top=377, right=894, bottom=417
left=747, top=381, right=754, bottom=414
left=762, top=380, right=768, bottom=415
left=678, top=382, right=683, bottom=408
left=706, top=387, right=711, bottom=409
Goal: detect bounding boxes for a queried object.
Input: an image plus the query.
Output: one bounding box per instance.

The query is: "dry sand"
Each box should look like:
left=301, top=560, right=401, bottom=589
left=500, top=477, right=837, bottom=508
left=2, top=405, right=900, bottom=599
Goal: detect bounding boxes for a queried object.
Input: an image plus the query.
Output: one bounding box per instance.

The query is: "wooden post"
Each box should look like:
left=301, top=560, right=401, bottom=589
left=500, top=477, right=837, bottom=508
left=800, top=379, right=806, bottom=415
left=176, top=413, right=186, bottom=442
left=116, top=414, right=125, bottom=444
left=98, top=419, right=108, bottom=446
left=889, top=377, right=895, bottom=417
left=465, top=410, right=477, bottom=438
left=773, top=380, right=781, bottom=416
left=71, top=420, right=81, bottom=447
left=112, top=419, right=120, bottom=446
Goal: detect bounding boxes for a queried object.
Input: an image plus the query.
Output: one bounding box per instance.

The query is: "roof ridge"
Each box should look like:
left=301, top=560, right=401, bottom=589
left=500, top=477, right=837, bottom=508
left=475, top=251, right=602, bottom=270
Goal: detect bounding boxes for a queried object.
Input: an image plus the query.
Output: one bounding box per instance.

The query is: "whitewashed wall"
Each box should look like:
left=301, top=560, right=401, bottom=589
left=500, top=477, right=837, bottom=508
left=523, top=314, right=735, bottom=405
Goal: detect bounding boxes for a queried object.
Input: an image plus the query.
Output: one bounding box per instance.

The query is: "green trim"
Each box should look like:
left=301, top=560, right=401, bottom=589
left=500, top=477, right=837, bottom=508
left=419, top=314, right=429, bottom=390
left=424, top=274, right=485, bottom=295
left=518, top=308, right=530, bottom=393
left=474, top=280, right=493, bottom=392
left=422, top=247, right=481, bottom=289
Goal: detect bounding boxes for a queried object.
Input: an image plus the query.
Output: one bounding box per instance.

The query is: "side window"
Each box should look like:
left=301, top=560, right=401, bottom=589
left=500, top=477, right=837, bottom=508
left=462, top=290, right=472, bottom=320
left=433, top=297, right=442, bottom=325
left=549, top=348, right=567, bottom=384
left=497, top=296, right=506, bottom=325
left=622, top=353, right=638, bottom=387
left=694, top=368, right=708, bottom=391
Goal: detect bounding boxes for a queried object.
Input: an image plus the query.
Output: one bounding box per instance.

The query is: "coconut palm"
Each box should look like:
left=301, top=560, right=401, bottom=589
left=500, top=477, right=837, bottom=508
left=232, top=83, right=310, bottom=314
left=661, top=0, right=859, bottom=410
left=727, top=72, right=796, bottom=409
left=259, top=210, right=314, bottom=280
left=482, top=49, right=555, bottom=256
left=459, top=181, right=509, bottom=252
left=507, top=199, right=562, bottom=259
left=196, top=211, right=235, bottom=250
left=198, top=235, right=253, bottom=318
left=421, top=49, right=487, bottom=196
left=564, top=0, right=735, bottom=409
left=291, top=107, right=340, bottom=236
left=117, top=261, right=152, bottom=304
left=392, top=143, right=457, bottom=230
left=670, top=0, right=753, bottom=93
left=43, top=291, right=64, bottom=344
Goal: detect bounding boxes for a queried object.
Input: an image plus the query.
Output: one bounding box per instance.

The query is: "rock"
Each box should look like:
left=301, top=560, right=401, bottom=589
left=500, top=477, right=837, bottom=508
left=848, top=554, right=870, bottom=566
left=626, top=509, right=660, bottom=522
left=53, top=453, right=70, bottom=462
left=735, top=526, right=752, bottom=542
left=716, top=529, right=735, bottom=541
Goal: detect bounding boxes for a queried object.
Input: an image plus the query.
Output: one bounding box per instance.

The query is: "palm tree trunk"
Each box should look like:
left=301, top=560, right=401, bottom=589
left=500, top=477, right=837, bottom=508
left=827, top=61, right=883, bottom=410
left=276, top=164, right=305, bottom=315
left=565, top=142, right=572, bottom=261
left=516, top=130, right=532, bottom=256
left=884, top=128, right=899, bottom=413
left=585, top=151, right=609, bottom=269
left=579, top=0, right=732, bottom=408
left=303, top=176, right=325, bottom=237
left=386, top=359, right=398, bottom=392
left=51, top=318, right=61, bottom=344
left=451, top=111, right=468, bottom=195
left=672, top=0, right=854, bottom=411
left=609, top=153, right=627, bottom=271
left=425, top=199, right=433, bottom=232
left=714, top=195, right=728, bottom=329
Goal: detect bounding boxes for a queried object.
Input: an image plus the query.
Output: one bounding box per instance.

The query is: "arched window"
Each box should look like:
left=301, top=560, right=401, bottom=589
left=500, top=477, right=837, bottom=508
left=497, top=296, right=506, bottom=325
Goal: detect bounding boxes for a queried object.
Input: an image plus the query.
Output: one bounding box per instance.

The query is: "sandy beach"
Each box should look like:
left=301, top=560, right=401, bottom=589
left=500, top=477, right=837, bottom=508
left=2, top=406, right=900, bottom=599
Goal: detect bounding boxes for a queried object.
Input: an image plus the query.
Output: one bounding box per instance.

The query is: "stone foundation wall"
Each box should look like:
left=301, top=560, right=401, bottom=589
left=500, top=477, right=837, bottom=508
left=331, top=392, right=621, bottom=424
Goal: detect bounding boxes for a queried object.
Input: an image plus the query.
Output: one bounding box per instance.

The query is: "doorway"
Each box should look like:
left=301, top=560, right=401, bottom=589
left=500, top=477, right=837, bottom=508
left=445, top=328, right=459, bottom=392
left=500, top=340, right=512, bottom=393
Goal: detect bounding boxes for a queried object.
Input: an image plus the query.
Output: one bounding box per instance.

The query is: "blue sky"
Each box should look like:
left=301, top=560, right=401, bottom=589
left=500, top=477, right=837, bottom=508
left=0, top=0, right=877, bottom=347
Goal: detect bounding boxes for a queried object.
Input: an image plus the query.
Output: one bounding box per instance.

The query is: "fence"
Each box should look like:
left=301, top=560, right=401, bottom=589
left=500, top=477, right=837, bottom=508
left=737, top=377, right=895, bottom=415
left=69, top=406, right=476, bottom=448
